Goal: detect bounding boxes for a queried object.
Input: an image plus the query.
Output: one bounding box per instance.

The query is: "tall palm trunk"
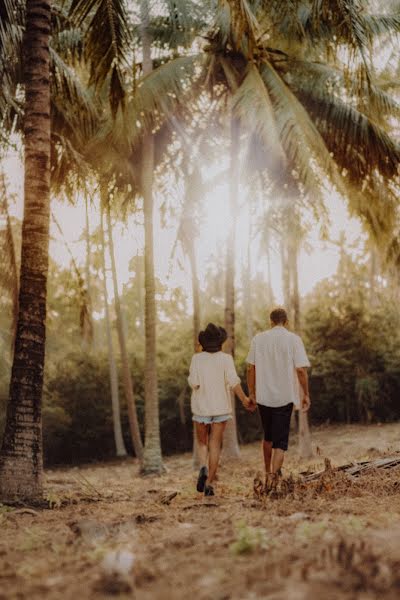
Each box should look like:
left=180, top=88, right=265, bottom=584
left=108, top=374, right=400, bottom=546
left=187, top=235, right=201, bottom=468
left=104, top=196, right=143, bottom=460
left=83, top=193, right=94, bottom=349
left=289, top=227, right=312, bottom=459
left=222, top=118, right=240, bottom=460
left=243, top=211, right=254, bottom=343
left=0, top=0, right=51, bottom=502
left=100, top=208, right=127, bottom=457
left=140, top=0, right=163, bottom=474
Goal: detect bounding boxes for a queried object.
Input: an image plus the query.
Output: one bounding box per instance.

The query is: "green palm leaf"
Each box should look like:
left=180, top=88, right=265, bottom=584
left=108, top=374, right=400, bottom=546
left=259, top=59, right=345, bottom=198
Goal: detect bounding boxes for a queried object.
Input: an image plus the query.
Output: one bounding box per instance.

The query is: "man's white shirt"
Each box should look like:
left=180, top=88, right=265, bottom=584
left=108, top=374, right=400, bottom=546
left=246, top=326, right=310, bottom=408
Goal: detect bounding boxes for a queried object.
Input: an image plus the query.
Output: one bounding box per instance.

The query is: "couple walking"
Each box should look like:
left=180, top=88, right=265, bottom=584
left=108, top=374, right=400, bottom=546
left=188, top=308, right=311, bottom=496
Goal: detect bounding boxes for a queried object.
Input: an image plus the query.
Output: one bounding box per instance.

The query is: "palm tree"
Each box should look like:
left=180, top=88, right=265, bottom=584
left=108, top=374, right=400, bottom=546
left=0, top=0, right=51, bottom=502
left=99, top=205, right=127, bottom=458
left=103, top=191, right=144, bottom=460
left=222, top=117, right=241, bottom=459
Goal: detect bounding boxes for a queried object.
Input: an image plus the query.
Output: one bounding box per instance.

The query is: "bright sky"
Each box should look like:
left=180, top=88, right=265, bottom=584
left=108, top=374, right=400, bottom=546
left=3, top=147, right=363, bottom=310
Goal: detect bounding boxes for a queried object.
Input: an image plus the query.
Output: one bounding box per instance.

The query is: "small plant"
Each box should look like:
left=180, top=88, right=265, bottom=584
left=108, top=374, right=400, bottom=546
left=45, top=491, right=62, bottom=509
left=230, top=520, right=270, bottom=555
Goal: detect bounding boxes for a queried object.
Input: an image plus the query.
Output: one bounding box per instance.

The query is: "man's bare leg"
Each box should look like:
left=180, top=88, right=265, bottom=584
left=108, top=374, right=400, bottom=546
left=195, top=422, right=209, bottom=468
left=263, top=440, right=273, bottom=473
left=207, top=422, right=226, bottom=485
left=271, top=448, right=285, bottom=474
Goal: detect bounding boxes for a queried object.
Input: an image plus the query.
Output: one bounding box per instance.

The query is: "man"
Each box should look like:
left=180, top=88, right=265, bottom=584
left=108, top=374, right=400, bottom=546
left=246, top=307, right=311, bottom=490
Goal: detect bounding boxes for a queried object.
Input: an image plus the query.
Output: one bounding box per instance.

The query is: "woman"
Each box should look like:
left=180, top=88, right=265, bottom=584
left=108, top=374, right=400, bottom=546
left=188, top=323, right=250, bottom=496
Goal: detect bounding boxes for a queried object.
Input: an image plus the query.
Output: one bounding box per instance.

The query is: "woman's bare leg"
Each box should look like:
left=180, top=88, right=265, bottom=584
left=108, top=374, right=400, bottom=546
left=195, top=422, right=209, bottom=468
left=207, top=422, right=227, bottom=484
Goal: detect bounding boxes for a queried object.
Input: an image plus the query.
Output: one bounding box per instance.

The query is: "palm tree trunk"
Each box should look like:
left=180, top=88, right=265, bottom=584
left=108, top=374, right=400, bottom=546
left=140, top=0, right=163, bottom=474
left=289, top=238, right=300, bottom=332
left=100, top=208, right=127, bottom=458
left=222, top=117, right=240, bottom=460
left=298, top=408, right=313, bottom=459
left=83, top=193, right=94, bottom=349
left=104, top=195, right=143, bottom=460
left=0, top=0, right=51, bottom=503
left=243, top=213, right=254, bottom=343
left=187, top=237, right=201, bottom=468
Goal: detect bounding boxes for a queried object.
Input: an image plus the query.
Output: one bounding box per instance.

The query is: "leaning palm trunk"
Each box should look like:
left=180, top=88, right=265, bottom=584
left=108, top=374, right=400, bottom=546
left=187, top=236, right=201, bottom=468
left=140, top=0, right=163, bottom=474
left=0, top=0, right=51, bottom=502
left=100, top=208, right=127, bottom=458
left=104, top=198, right=143, bottom=460
left=222, top=118, right=240, bottom=460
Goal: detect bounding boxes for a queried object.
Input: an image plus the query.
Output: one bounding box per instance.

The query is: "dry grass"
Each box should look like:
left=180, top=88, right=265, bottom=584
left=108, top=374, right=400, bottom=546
left=1, top=422, right=400, bottom=600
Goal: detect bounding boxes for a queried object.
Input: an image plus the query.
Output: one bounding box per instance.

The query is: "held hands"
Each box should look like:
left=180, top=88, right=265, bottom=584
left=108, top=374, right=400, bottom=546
left=301, top=394, right=311, bottom=412
left=243, top=394, right=257, bottom=413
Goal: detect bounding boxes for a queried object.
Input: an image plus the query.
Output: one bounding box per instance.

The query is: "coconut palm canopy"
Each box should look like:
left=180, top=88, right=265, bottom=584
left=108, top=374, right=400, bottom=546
left=96, top=0, right=400, bottom=254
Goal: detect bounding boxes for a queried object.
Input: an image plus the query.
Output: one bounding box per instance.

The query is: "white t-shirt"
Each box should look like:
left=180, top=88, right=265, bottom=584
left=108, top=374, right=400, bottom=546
left=188, top=351, right=241, bottom=416
left=246, top=326, right=310, bottom=408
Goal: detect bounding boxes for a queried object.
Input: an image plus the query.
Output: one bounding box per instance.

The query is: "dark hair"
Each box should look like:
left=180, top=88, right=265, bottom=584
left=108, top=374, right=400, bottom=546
left=270, top=307, right=288, bottom=325
left=198, top=323, right=227, bottom=353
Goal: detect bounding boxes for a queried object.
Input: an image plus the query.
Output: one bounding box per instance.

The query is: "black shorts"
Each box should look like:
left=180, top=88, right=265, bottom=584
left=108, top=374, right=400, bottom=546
left=258, top=403, right=293, bottom=451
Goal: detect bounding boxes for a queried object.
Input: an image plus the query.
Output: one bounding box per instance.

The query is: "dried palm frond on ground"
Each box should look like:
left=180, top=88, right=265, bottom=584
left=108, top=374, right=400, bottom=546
left=254, top=454, right=400, bottom=502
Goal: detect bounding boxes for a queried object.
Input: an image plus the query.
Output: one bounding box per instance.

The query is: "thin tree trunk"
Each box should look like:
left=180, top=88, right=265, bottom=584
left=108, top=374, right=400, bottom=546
left=83, top=193, right=93, bottom=349
left=243, top=214, right=254, bottom=343
left=298, top=408, right=313, bottom=459
left=140, top=0, right=163, bottom=474
left=100, top=208, right=127, bottom=458
left=136, top=256, right=145, bottom=335
left=187, top=237, right=201, bottom=468
left=104, top=195, right=143, bottom=460
left=289, top=238, right=300, bottom=333
left=281, top=238, right=291, bottom=313
left=222, top=117, right=240, bottom=460
left=0, top=0, right=51, bottom=502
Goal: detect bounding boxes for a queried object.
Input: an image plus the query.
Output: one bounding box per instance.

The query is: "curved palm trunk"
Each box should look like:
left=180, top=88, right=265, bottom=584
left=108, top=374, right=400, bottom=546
left=104, top=197, right=143, bottom=460
left=222, top=118, right=240, bottom=460
left=83, top=193, right=94, bottom=349
left=140, top=0, right=163, bottom=474
left=0, top=0, right=51, bottom=502
left=100, top=209, right=127, bottom=458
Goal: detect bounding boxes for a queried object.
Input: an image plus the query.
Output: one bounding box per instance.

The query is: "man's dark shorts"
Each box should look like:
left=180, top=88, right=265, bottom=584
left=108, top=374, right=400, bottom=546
left=258, top=403, right=293, bottom=451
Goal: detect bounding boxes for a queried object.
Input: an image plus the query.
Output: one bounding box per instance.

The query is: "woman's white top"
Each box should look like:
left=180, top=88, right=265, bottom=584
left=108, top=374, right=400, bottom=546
left=188, top=351, right=241, bottom=416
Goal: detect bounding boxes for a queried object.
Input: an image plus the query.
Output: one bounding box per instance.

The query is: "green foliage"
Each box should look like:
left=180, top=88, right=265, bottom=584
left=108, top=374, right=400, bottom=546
left=230, top=520, right=270, bottom=555
left=303, top=253, right=400, bottom=423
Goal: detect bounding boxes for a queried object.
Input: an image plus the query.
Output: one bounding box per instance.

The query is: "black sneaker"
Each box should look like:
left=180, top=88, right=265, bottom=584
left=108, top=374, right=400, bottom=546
left=204, top=484, right=214, bottom=497
left=196, top=466, right=208, bottom=492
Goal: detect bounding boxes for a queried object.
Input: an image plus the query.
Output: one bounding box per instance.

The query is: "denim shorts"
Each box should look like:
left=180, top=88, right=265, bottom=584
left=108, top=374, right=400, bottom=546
left=192, top=414, right=232, bottom=424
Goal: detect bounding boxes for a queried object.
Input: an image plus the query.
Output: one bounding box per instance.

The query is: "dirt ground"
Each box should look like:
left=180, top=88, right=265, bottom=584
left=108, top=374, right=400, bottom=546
left=1, top=423, right=400, bottom=600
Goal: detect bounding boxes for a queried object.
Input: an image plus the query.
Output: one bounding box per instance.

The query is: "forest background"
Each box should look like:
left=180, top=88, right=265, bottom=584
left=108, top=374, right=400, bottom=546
left=1, top=0, right=400, bottom=468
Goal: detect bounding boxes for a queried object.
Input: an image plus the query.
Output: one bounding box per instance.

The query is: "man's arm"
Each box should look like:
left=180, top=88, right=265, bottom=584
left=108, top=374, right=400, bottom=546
left=296, top=367, right=311, bottom=411
left=247, top=364, right=256, bottom=405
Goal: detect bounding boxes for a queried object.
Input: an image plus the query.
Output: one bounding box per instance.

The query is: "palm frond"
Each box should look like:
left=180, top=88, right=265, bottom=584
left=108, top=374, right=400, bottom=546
left=288, top=71, right=400, bottom=185
left=259, top=59, right=345, bottom=198
left=231, top=62, right=286, bottom=174
left=110, top=53, right=206, bottom=152
left=280, top=58, right=400, bottom=126
left=69, top=0, right=131, bottom=112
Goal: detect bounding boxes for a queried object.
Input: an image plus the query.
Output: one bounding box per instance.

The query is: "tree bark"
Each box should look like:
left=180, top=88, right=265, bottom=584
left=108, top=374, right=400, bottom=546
left=140, top=0, right=163, bottom=474
left=243, top=212, right=254, bottom=343
left=104, top=195, right=143, bottom=460
left=0, top=0, right=51, bottom=503
left=298, top=408, right=313, bottom=459
left=100, top=208, right=127, bottom=458
left=222, top=117, right=240, bottom=460
left=187, top=236, right=201, bottom=468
